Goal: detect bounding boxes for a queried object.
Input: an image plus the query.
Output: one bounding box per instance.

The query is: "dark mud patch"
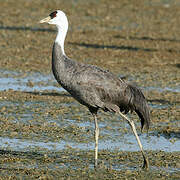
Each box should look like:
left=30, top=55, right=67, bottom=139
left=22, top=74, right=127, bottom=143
left=156, top=127, right=180, bottom=139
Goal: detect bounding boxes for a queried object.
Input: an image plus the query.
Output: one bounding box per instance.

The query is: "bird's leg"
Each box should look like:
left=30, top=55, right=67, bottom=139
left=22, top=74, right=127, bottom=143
left=119, top=112, right=149, bottom=170
left=93, top=113, right=99, bottom=169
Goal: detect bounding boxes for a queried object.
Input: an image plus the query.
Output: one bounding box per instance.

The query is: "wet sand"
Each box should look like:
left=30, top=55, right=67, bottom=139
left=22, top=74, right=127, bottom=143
left=0, top=0, right=179, bottom=179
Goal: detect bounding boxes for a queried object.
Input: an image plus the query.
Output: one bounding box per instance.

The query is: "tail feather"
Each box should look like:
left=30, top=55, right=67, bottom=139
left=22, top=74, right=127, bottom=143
left=128, top=85, right=150, bottom=131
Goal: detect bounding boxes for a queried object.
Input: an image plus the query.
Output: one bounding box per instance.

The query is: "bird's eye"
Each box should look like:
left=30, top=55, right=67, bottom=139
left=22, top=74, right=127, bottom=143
left=49, top=11, right=57, bottom=19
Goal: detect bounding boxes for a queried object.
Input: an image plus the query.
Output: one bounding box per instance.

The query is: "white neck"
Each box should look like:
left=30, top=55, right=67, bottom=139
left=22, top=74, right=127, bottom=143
left=55, top=24, right=68, bottom=55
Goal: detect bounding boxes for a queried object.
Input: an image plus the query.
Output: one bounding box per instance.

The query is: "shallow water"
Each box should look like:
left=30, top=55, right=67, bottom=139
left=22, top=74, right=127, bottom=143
left=144, top=86, right=180, bottom=93
left=1, top=69, right=179, bottom=93
left=0, top=131, right=179, bottom=152
left=0, top=69, right=179, bottom=154
left=0, top=69, right=63, bottom=92
left=0, top=69, right=179, bottom=178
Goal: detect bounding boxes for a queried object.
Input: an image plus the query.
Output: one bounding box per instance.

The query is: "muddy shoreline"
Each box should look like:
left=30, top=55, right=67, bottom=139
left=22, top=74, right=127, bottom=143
left=0, top=0, right=180, bottom=179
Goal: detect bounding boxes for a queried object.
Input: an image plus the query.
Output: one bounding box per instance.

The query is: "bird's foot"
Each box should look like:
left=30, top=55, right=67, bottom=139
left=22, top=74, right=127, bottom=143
left=142, top=155, right=149, bottom=170
left=94, top=159, right=98, bottom=170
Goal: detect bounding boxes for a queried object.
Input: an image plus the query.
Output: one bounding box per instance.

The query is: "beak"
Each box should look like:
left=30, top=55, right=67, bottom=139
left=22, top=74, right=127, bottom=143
left=39, top=16, right=51, bottom=23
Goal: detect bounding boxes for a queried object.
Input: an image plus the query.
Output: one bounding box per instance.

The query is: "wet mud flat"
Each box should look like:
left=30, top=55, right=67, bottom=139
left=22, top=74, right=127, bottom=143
left=0, top=0, right=180, bottom=179
left=0, top=89, right=179, bottom=179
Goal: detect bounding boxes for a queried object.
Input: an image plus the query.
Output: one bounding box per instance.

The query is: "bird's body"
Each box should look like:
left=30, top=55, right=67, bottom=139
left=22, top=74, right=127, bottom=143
left=40, top=10, right=150, bottom=169
left=52, top=42, right=149, bottom=130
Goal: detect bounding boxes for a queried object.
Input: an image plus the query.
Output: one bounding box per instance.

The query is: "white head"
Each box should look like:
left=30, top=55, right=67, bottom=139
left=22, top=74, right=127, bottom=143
left=40, top=10, right=69, bottom=54
left=40, top=10, right=68, bottom=28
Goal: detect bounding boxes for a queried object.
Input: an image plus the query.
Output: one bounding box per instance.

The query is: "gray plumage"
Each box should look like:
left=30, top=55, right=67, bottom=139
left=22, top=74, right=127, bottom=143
left=40, top=10, right=150, bottom=169
left=52, top=42, right=150, bottom=131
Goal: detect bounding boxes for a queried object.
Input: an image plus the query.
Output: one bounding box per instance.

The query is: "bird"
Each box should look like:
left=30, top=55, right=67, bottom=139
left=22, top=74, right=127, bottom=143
left=39, top=10, right=150, bottom=170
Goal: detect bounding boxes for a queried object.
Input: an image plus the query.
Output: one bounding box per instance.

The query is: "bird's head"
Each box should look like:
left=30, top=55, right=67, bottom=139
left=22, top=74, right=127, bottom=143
left=39, top=10, right=68, bottom=28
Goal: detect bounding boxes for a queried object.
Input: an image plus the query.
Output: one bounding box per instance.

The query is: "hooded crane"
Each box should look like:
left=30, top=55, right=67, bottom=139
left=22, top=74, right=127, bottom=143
left=40, top=10, right=150, bottom=169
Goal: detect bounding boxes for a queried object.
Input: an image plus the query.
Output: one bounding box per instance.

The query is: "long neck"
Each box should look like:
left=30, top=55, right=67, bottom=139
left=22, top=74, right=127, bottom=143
left=52, top=42, right=65, bottom=86
left=55, top=24, right=68, bottom=55
left=52, top=42, right=75, bottom=90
